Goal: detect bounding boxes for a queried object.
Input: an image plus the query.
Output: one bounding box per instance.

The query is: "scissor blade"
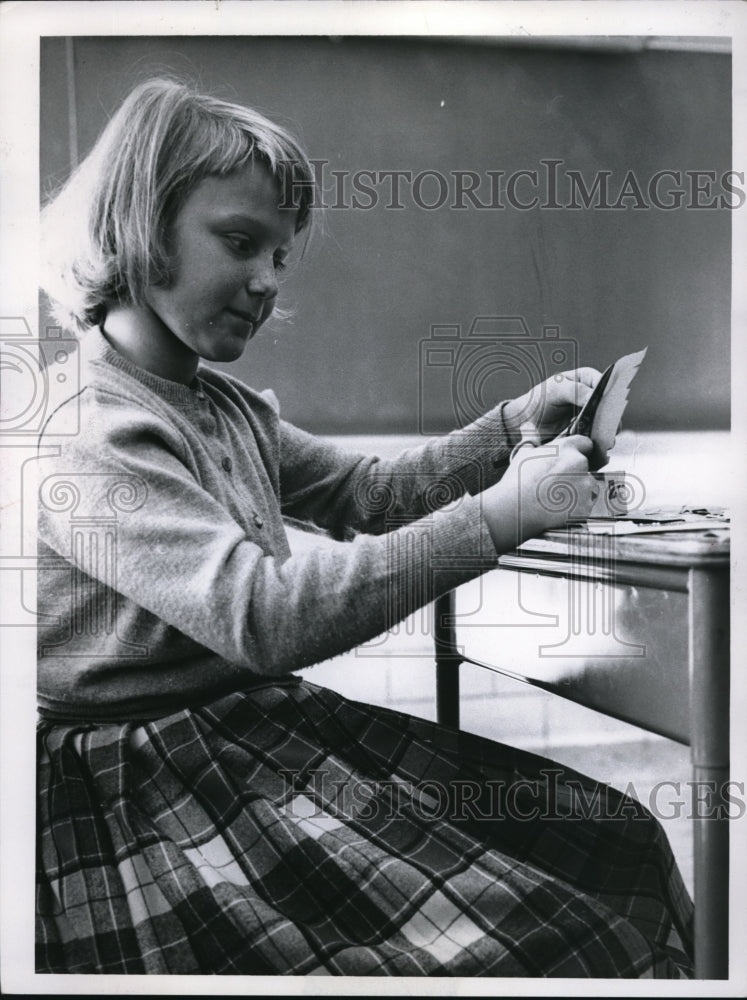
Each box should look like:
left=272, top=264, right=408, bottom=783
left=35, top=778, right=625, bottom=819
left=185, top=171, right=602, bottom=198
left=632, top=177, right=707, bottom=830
left=565, top=362, right=615, bottom=438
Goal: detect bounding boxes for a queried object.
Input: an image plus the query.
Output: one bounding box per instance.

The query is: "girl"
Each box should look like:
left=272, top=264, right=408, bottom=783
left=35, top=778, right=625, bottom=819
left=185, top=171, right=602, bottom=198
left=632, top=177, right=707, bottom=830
left=36, top=78, right=693, bottom=977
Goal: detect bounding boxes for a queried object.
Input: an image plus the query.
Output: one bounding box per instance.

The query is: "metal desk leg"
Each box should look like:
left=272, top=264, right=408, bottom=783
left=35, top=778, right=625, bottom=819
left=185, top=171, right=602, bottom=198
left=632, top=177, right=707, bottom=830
left=434, top=590, right=460, bottom=729
left=689, top=566, right=730, bottom=979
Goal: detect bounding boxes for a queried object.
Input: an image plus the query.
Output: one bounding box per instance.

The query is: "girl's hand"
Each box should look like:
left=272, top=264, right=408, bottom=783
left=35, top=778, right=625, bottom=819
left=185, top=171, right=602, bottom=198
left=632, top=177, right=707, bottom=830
left=503, top=368, right=601, bottom=445
left=481, top=433, right=596, bottom=552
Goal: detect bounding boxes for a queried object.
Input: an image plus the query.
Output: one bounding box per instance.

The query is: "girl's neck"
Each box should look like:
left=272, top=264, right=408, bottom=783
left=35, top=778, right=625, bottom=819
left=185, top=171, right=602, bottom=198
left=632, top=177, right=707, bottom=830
left=102, top=303, right=200, bottom=385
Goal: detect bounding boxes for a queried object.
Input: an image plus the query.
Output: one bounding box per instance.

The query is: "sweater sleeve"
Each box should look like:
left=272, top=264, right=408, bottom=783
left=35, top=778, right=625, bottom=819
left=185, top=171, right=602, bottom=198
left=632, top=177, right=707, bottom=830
left=277, top=401, right=515, bottom=539
left=38, top=389, right=499, bottom=679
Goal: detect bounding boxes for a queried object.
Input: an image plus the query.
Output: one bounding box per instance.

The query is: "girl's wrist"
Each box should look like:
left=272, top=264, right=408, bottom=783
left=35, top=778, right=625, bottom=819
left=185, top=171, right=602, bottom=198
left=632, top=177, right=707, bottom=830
left=480, top=481, right=521, bottom=554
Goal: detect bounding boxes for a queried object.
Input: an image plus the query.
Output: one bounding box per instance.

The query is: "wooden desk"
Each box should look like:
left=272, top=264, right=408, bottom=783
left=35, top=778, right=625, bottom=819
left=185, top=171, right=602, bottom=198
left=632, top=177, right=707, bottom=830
left=434, top=522, right=730, bottom=980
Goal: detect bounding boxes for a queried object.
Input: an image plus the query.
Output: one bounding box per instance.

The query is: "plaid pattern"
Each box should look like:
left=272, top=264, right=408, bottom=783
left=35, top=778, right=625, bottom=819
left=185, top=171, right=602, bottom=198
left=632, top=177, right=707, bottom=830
left=37, top=678, right=693, bottom=977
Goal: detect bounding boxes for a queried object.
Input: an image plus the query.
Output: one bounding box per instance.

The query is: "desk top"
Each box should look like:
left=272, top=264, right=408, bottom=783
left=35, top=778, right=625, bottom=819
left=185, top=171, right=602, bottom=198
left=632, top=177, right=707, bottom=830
left=508, top=511, right=730, bottom=569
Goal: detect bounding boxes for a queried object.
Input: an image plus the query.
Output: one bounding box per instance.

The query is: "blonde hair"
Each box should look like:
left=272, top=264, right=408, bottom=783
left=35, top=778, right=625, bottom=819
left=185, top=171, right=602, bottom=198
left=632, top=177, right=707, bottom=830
left=41, top=78, right=317, bottom=334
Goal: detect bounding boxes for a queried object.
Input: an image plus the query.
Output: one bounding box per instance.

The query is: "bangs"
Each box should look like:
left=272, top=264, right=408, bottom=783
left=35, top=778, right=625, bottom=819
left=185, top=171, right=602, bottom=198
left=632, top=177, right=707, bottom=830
left=166, top=101, right=315, bottom=233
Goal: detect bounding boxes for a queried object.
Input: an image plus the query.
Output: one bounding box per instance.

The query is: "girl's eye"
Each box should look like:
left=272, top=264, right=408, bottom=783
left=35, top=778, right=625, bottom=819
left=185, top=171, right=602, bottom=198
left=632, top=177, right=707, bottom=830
left=225, top=233, right=253, bottom=255
left=224, top=235, right=288, bottom=273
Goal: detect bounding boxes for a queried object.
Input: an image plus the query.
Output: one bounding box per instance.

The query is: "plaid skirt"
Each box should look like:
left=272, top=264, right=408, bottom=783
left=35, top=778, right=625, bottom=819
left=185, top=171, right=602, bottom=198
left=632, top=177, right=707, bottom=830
left=36, top=677, right=694, bottom=977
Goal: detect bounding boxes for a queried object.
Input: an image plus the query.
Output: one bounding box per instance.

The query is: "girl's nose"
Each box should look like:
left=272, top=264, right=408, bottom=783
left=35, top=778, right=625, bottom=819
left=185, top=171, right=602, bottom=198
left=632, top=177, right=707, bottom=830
left=246, top=257, right=278, bottom=300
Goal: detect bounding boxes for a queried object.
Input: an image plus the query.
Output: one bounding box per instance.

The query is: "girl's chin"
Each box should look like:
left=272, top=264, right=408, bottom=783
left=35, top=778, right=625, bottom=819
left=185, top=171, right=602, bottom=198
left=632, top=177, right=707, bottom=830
left=197, top=334, right=253, bottom=364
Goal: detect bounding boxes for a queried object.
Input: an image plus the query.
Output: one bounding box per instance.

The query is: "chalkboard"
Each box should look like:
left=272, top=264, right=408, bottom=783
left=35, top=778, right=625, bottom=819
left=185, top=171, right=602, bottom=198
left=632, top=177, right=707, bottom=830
left=41, top=35, right=731, bottom=433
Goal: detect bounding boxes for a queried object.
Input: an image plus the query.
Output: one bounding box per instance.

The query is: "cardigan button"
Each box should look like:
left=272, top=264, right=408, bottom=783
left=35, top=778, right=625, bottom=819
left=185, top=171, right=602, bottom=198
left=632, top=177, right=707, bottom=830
left=221, top=456, right=232, bottom=472
left=253, top=512, right=264, bottom=528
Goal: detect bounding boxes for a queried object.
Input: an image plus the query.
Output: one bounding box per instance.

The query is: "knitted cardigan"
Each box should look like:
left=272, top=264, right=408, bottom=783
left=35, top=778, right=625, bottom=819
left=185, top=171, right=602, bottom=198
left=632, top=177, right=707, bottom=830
left=36, top=329, right=513, bottom=722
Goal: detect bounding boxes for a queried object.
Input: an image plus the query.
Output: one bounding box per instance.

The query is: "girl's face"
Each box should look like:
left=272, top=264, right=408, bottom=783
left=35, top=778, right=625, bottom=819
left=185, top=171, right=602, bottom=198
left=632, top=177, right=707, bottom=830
left=145, top=161, right=297, bottom=364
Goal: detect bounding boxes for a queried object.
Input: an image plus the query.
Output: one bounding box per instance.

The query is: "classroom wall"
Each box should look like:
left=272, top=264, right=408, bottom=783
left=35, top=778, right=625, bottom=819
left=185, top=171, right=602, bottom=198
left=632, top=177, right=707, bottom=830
left=40, top=35, right=731, bottom=433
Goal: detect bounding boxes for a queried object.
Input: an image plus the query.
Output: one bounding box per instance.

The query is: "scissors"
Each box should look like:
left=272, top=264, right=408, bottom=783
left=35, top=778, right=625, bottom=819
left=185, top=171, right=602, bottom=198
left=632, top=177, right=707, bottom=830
left=509, top=364, right=614, bottom=463
left=558, top=362, right=615, bottom=439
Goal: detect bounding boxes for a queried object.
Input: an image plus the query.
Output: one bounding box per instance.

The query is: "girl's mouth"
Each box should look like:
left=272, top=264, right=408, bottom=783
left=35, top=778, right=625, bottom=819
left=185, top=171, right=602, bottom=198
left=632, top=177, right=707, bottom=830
left=224, top=308, right=258, bottom=334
